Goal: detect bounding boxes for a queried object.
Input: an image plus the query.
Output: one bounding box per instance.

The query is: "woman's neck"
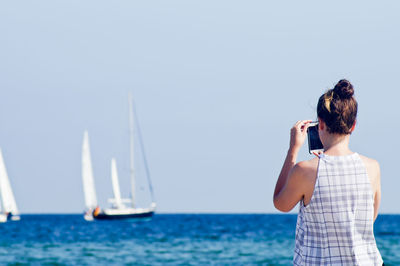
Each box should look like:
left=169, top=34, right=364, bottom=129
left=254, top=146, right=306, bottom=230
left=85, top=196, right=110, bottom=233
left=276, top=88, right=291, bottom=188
left=323, top=134, right=353, bottom=156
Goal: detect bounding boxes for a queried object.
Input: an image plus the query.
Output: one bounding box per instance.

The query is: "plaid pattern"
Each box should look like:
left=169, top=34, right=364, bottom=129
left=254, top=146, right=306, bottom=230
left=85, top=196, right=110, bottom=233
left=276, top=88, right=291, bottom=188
left=294, top=153, right=383, bottom=265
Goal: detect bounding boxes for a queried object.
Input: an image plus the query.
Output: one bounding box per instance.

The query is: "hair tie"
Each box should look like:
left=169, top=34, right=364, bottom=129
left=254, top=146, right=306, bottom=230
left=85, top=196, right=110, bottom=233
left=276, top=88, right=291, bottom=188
left=324, top=90, right=334, bottom=113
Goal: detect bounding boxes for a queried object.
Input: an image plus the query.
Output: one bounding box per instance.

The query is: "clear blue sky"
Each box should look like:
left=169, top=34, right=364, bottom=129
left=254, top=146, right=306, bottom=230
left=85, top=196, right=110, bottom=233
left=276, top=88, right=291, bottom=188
left=0, top=1, right=399, bottom=213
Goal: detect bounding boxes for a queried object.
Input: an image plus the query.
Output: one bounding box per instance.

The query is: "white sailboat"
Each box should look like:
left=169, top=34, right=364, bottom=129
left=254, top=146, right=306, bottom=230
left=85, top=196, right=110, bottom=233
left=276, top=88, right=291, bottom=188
left=82, top=131, right=98, bottom=221
left=0, top=148, right=20, bottom=222
left=81, top=93, right=156, bottom=221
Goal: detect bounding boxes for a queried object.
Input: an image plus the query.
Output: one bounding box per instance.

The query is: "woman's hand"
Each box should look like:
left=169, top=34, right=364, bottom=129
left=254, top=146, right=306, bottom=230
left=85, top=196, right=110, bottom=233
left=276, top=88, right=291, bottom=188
left=289, top=120, right=312, bottom=153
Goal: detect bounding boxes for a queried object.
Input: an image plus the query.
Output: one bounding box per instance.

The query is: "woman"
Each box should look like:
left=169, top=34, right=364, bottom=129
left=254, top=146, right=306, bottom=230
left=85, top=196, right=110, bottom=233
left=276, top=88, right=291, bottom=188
left=273, top=80, right=383, bottom=265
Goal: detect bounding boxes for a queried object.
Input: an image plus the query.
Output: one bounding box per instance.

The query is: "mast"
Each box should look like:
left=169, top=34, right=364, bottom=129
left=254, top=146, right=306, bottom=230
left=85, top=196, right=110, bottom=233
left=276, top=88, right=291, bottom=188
left=132, top=98, right=156, bottom=208
left=128, top=93, right=136, bottom=208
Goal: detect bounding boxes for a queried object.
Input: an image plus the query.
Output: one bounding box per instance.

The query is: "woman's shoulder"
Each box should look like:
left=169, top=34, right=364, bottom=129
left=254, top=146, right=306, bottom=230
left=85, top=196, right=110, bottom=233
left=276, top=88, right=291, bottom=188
left=358, top=154, right=380, bottom=171
left=357, top=154, right=381, bottom=187
left=297, top=157, right=319, bottom=169
left=294, top=157, right=319, bottom=178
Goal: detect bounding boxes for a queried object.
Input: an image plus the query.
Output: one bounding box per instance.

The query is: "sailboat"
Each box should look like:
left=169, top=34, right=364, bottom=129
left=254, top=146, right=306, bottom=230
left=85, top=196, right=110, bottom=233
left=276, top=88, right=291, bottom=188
left=0, top=148, right=20, bottom=222
left=82, top=94, right=156, bottom=221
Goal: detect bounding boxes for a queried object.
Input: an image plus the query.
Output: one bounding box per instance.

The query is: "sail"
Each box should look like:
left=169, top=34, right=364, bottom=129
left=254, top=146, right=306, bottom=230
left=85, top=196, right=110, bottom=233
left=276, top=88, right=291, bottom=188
left=82, top=131, right=98, bottom=210
left=110, top=158, right=123, bottom=208
left=0, top=148, right=18, bottom=214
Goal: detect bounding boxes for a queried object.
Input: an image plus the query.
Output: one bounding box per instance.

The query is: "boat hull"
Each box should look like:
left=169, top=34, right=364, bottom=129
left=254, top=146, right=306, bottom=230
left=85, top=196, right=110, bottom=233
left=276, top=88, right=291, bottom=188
left=0, top=213, right=20, bottom=223
left=0, top=214, right=7, bottom=223
left=94, top=210, right=154, bottom=220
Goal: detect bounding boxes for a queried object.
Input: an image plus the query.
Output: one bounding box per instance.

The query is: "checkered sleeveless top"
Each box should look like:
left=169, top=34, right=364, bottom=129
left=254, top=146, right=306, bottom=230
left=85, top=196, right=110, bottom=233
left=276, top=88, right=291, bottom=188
left=294, top=153, right=382, bottom=265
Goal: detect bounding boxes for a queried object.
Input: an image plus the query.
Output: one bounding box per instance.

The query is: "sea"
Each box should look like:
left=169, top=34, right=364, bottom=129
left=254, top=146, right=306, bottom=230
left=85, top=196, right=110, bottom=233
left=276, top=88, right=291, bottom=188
left=0, top=214, right=398, bottom=265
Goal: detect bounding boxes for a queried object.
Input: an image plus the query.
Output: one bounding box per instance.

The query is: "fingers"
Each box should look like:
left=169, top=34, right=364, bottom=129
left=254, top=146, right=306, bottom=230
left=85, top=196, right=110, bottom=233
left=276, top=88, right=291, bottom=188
left=312, top=151, right=323, bottom=158
left=294, top=120, right=312, bottom=131
left=294, top=120, right=312, bottom=127
left=294, top=120, right=302, bottom=127
left=303, top=121, right=312, bottom=132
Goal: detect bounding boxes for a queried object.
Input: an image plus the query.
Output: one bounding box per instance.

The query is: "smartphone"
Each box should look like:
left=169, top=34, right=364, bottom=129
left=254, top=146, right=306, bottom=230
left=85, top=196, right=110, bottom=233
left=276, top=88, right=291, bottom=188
left=307, top=122, right=323, bottom=154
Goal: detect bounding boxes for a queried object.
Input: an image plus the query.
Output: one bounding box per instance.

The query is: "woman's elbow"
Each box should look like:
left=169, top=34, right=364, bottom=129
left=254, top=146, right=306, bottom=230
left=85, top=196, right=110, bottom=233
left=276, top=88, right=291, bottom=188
left=273, top=197, right=292, bottom=213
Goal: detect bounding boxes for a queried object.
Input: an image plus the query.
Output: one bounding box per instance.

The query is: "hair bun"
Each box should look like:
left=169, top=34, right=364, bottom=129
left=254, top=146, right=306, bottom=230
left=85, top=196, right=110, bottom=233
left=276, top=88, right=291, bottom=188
left=333, top=79, right=354, bottom=99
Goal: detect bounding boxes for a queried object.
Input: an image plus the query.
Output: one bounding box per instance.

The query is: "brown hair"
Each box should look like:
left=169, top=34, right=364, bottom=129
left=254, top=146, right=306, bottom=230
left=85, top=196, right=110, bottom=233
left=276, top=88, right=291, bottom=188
left=317, top=79, right=358, bottom=134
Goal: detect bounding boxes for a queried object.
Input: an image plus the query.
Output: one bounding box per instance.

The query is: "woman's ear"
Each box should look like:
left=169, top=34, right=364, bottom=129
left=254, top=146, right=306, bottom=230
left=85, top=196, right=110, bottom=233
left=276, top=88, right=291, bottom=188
left=350, top=120, right=356, bottom=133
left=318, top=118, right=325, bottom=131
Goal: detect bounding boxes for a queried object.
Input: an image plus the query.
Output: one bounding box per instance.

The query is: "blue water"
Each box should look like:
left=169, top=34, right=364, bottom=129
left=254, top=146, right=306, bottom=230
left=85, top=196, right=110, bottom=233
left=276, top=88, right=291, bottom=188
left=0, top=214, right=398, bottom=265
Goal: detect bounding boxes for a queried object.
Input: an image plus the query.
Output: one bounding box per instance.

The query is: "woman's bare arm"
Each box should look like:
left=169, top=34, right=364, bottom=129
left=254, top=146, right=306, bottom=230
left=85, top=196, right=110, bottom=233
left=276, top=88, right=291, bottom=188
left=273, top=120, right=311, bottom=212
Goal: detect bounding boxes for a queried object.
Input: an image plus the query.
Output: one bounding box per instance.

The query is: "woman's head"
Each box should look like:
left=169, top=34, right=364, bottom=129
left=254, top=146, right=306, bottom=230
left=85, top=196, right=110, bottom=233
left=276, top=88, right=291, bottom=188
left=317, top=79, right=358, bottom=135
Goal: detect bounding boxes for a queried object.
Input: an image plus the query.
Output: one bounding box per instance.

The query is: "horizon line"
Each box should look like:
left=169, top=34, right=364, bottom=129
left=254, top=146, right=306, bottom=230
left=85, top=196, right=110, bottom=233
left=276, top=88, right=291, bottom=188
left=16, top=212, right=400, bottom=215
